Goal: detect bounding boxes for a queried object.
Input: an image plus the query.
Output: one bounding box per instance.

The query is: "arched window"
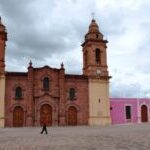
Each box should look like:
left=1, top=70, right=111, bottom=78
left=95, top=48, right=100, bottom=64
left=15, top=87, right=22, bottom=99
left=85, top=51, right=88, bottom=66
left=96, top=34, right=99, bottom=39
left=43, top=77, right=49, bottom=90
left=69, top=88, right=76, bottom=100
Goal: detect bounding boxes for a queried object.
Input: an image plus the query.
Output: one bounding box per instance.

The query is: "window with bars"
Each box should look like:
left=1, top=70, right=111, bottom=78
left=125, top=106, right=131, bottom=119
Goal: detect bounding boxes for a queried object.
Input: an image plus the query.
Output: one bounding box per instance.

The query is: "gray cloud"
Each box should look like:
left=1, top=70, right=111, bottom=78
left=0, top=0, right=150, bottom=98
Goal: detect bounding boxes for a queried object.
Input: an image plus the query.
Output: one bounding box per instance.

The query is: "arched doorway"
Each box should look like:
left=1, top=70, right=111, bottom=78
left=141, top=105, right=148, bottom=122
left=40, top=104, right=52, bottom=126
left=13, top=106, right=24, bottom=127
left=67, top=106, right=77, bottom=126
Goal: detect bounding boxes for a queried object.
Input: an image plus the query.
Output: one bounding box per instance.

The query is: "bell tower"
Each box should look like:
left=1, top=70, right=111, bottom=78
left=0, top=17, right=7, bottom=127
left=82, top=19, right=111, bottom=125
left=82, top=19, right=108, bottom=77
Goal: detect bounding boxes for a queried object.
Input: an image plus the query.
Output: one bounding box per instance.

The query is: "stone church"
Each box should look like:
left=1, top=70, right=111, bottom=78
left=0, top=17, right=111, bottom=127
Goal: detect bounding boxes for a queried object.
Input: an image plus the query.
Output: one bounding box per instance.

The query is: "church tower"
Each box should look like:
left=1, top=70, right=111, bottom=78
left=82, top=19, right=111, bottom=125
left=0, top=17, right=7, bottom=127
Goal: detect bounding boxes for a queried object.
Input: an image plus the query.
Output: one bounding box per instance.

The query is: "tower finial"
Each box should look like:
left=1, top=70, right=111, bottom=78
left=61, top=62, right=64, bottom=69
left=29, top=60, right=32, bottom=67
left=91, top=12, right=95, bottom=20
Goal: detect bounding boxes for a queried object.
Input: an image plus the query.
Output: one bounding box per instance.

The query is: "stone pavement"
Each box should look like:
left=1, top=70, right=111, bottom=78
left=0, top=124, right=150, bottom=150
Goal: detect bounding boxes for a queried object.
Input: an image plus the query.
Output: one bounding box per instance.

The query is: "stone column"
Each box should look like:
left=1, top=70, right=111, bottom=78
left=26, top=61, right=34, bottom=126
left=58, top=63, right=66, bottom=126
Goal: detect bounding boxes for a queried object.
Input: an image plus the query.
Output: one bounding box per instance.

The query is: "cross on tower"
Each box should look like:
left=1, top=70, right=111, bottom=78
left=91, top=12, right=95, bottom=20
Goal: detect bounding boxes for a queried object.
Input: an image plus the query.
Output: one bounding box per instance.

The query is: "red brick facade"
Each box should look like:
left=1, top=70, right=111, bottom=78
left=5, top=65, right=89, bottom=126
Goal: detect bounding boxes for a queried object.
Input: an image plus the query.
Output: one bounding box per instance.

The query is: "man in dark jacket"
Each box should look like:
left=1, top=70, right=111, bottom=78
left=40, top=121, right=48, bottom=134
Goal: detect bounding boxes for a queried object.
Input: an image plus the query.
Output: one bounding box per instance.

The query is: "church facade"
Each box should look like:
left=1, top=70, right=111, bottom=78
left=0, top=17, right=111, bottom=127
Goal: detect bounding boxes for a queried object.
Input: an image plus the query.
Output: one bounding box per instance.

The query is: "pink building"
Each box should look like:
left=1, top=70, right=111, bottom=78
left=110, top=98, right=150, bottom=124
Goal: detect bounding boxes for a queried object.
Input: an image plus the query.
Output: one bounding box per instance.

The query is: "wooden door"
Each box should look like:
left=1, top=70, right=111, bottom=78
left=67, top=106, right=77, bottom=126
left=13, top=106, right=24, bottom=127
left=141, top=105, right=148, bottom=122
left=40, top=104, right=52, bottom=126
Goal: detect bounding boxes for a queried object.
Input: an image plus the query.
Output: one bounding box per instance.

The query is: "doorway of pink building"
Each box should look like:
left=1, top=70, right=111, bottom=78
left=141, top=105, right=148, bottom=122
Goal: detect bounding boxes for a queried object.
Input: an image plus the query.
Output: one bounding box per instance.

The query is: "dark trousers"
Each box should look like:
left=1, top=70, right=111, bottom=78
left=41, top=126, right=48, bottom=134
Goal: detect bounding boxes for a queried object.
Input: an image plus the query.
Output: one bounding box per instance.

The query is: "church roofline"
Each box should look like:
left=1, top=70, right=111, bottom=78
left=33, top=65, right=60, bottom=71
left=6, top=71, right=27, bottom=76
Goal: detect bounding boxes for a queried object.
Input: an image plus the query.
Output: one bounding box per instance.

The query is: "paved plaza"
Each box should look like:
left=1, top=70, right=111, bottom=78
left=0, top=124, right=150, bottom=150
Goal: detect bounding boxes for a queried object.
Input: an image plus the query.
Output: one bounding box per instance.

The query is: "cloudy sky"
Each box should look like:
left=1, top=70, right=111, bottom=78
left=0, top=0, right=150, bottom=98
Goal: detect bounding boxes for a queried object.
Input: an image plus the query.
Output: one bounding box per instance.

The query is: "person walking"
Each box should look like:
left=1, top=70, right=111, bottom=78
left=40, top=121, right=48, bottom=134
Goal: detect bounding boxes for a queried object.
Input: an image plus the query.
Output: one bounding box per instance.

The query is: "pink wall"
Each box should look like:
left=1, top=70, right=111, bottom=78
left=110, top=98, right=138, bottom=124
left=110, top=98, right=150, bottom=124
